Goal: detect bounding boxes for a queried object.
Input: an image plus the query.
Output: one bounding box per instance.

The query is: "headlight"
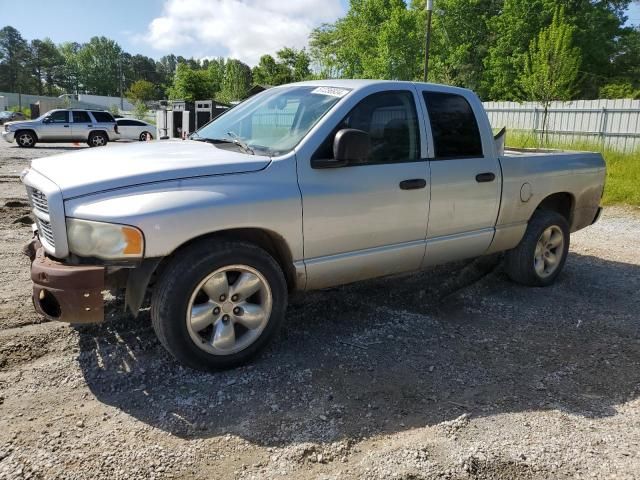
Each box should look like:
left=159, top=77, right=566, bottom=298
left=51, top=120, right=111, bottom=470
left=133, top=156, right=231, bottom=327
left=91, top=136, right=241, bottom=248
left=66, top=218, right=144, bottom=260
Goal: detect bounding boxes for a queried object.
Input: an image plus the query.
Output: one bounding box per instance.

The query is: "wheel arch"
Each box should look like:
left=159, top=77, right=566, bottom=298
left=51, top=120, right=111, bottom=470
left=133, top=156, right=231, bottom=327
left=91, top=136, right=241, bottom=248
left=126, top=227, right=298, bottom=316
left=14, top=128, right=38, bottom=141
left=89, top=129, right=110, bottom=141
left=534, top=192, right=575, bottom=224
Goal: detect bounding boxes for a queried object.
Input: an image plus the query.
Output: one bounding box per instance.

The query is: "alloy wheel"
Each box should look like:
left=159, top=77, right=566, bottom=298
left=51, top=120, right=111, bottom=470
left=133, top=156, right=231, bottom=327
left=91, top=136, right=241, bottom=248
left=534, top=225, right=565, bottom=278
left=185, top=265, right=273, bottom=355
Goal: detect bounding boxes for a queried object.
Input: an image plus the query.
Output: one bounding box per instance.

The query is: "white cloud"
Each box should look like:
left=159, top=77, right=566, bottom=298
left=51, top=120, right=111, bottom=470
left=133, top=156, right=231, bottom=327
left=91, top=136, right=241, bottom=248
left=141, top=0, right=345, bottom=65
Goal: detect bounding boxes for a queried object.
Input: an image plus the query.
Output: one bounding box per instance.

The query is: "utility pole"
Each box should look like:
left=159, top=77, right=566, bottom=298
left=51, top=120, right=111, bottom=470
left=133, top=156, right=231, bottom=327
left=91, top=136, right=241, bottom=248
left=118, top=55, right=124, bottom=110
left=423, top=0, right=434, bottom=82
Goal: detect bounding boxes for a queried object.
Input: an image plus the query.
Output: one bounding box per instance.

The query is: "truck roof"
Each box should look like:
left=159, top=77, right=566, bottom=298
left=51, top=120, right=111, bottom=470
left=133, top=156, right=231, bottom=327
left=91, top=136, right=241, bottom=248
left=288, top=79, right=475, bottom=96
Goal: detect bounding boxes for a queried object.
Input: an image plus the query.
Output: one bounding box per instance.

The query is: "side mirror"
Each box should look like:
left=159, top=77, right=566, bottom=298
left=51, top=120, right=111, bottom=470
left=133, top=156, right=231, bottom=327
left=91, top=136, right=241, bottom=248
left=311, top=128, right=371, bottom=169
left=42, top=117, right=51, bottom=124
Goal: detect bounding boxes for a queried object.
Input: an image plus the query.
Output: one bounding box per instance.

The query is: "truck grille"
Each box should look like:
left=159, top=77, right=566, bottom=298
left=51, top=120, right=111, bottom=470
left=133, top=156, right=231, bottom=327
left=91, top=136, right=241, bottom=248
left=27, top=187, right=49, bottom=216
left=27, top=187, right=56, bottom=248
left=38, top=218, right=56, bottom=246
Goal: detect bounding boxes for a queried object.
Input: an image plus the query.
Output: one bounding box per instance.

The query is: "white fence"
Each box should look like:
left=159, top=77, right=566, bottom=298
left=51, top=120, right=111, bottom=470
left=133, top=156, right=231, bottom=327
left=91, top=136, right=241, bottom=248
left=483, top=99, right=640, bottom=152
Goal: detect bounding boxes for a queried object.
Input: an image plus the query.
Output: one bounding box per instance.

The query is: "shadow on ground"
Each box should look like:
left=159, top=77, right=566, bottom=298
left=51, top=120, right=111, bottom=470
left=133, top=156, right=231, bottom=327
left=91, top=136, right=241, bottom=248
left=76, top=253, right=640, bottom=445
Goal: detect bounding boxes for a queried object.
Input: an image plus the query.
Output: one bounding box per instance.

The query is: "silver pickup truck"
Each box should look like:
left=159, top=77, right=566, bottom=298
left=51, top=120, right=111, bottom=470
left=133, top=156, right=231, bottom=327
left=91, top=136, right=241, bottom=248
left=21, top=80, right=605, bottom=370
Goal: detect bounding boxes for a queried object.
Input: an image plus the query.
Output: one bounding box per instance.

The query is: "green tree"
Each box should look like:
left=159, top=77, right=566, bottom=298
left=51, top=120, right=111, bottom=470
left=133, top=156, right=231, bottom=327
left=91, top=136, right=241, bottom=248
left=411, top=0, right=498, bottom=91
left=518, top=8, right=581, bottom=142
left=309, top=0, right=422, bottom=81
left=218, top=59, right=252, bottom=102
left=126, top=79, right=156, bottom=102
left=76, top=36, right=123, bottom=95
left=167, top=63, right=214, bottom=101
left=0, top=26, right=31, bottom=93
left=206, top=57, right=225, bottom=94
left=482, top=0, right=633, bottom=100
left=30, top=38, right=63, bottom=95
left=252, top=54, right=288, bottom=85
left=276, top=48, right=311, bottom=81
left=58, top=41, right=81, bottom=94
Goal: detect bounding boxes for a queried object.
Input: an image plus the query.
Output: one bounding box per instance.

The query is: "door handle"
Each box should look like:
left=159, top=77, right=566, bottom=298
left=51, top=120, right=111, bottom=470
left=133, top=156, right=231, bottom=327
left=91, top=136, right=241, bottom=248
left=399, top=179, right=427, bottom=190
left=87, top=124, right=93, bottom=127
left=63, top=125, right=69, bottom=128
left=475, top=172, right=496, bottom=183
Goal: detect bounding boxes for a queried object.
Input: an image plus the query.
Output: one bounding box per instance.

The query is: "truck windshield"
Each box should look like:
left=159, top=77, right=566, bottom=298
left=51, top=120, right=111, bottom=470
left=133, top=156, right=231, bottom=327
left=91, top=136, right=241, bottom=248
left=194, top=86, right=350, bottom=156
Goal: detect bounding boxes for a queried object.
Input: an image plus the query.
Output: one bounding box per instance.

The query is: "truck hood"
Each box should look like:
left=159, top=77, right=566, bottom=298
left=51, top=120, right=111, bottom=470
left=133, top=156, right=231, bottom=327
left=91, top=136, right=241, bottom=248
left=30, top=140, right=271, bottom=199
left=4, top=119, right=38, bottom=128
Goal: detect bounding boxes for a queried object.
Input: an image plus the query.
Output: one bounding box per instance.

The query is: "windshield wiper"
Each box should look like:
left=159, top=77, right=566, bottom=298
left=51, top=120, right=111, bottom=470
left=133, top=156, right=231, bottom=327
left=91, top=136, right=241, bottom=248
left=225, top=131, right=255, bottom=155
left=192, top=133, right=255, bottom=155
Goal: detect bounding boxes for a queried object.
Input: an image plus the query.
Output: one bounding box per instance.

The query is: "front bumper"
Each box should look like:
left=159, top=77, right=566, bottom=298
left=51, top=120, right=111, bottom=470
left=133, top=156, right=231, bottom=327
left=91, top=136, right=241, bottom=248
left=1, top=130, right=15, bottom=143
left=25, top=238, right=105, bottom=324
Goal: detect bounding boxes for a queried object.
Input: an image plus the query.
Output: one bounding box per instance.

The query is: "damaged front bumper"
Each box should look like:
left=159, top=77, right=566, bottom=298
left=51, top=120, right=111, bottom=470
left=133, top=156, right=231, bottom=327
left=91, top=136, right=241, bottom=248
left=25, top=238, right=105, bottom=323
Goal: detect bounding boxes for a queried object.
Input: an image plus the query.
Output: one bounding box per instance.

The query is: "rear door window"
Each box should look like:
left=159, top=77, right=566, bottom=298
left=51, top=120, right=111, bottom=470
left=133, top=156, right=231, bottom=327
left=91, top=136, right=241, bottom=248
left=91, top=111, right=115, bottom=123
left=72, top=111, right=91, bottom=123
left=422, top=92, right=483, bottom=159
left=117, top=119, right=136, bottom=126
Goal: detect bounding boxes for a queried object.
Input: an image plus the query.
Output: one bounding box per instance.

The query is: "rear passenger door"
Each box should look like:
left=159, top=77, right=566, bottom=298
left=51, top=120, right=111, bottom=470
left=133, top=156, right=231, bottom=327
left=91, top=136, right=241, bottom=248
left=71, top=110, right=92, bottom=140
left=90, top=111, right=117, bottom=138
left=419, top=90, right=502, bottom=266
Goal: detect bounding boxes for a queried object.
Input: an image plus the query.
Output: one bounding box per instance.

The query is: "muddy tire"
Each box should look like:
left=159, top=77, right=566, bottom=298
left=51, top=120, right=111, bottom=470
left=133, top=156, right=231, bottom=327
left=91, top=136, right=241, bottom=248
left=504, top=209, right=570, bottom=287
left=151, top=240, right=288, bottom=371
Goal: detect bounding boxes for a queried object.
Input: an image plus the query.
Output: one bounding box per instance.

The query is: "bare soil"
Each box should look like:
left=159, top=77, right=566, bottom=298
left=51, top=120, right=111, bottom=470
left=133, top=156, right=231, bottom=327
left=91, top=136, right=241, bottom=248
left=1, top=140, right=639, bottom=479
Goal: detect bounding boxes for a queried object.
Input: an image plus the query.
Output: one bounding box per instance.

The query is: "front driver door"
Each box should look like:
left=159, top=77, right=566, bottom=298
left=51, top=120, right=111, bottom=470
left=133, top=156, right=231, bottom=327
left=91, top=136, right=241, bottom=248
left=297, top=87, right=430, bottom=290
left=40, top=110, right=70, bottom=140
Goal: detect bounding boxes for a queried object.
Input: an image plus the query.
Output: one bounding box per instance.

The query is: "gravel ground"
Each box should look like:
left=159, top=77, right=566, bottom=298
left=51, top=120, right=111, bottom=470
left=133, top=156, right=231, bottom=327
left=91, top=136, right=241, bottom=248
left=0, top=140, right=639, bottom=480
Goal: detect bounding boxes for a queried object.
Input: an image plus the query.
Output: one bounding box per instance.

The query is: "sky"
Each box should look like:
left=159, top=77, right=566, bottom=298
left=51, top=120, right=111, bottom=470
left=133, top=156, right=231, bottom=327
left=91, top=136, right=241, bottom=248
left=0, top=0, right=638, bottom=66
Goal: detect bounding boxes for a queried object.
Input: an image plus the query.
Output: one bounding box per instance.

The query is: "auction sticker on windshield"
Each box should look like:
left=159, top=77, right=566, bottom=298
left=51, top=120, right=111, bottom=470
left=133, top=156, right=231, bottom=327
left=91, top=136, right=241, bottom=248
left=311, top=87, right=350, bottom=98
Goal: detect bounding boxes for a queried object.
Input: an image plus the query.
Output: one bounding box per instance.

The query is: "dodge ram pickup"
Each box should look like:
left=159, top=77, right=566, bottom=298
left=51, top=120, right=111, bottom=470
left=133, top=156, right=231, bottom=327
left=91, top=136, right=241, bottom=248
left=21, top=80, right=606, bottom=370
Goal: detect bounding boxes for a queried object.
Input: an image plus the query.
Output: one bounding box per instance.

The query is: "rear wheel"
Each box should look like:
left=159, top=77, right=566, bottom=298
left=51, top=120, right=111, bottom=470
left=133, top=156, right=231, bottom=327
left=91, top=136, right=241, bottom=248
left=151, top=240, right=288, bottom=371
left=16, top=131, right=36, bottom=148
left=88, top=132, right=108, bottom=147
left=504, top=209, right=570, bottom=287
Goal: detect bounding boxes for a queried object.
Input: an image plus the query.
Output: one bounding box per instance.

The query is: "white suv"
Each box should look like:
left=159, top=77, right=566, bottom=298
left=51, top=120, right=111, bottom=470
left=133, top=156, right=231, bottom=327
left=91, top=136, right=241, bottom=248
left=2, top=109, right=119, bottom=147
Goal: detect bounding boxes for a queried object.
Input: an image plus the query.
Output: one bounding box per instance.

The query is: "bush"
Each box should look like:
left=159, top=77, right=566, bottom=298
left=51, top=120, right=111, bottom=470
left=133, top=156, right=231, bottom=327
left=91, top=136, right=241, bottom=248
left=133, top=101, right=148, bottom=120
left=9, top=105, right=31, bottom=117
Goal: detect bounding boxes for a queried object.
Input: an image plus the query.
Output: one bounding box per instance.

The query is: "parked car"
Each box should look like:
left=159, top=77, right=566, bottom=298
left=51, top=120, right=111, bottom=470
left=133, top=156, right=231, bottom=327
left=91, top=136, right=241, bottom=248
left=115, top=118, right=155, bottom=141
left=2, top=109, right=119, bottom=147
left=0, top=110, right=26, bottom=124
left=21, top=80, right=605, bottom=371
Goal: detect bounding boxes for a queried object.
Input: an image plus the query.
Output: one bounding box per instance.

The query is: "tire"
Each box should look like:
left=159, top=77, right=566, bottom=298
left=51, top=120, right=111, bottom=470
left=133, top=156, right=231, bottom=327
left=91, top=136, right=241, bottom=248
left=151, top=240, right=288, bottom=371
left=139, top=131, right=153, bottom=141
left=16, top=131, right=36, bottom=148
left=504, top=209, right=570, bottom=287
left=88, top=132, right=108, bottom=147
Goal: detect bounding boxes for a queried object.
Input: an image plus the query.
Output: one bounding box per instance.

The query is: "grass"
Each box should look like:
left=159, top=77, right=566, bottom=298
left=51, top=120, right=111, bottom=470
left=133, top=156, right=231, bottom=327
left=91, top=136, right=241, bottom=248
left=505, top=130, right=640, bottom=206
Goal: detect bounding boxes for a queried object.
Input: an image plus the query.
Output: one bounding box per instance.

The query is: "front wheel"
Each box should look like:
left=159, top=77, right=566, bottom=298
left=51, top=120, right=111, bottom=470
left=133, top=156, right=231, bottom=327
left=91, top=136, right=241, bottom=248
left=151, top=240, right=288, bottom=371
left=504, top=210, right=570, bottom=287
left=139, top=131, right=153, bottom=141
left=16, top=131, right=36, bottom=148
